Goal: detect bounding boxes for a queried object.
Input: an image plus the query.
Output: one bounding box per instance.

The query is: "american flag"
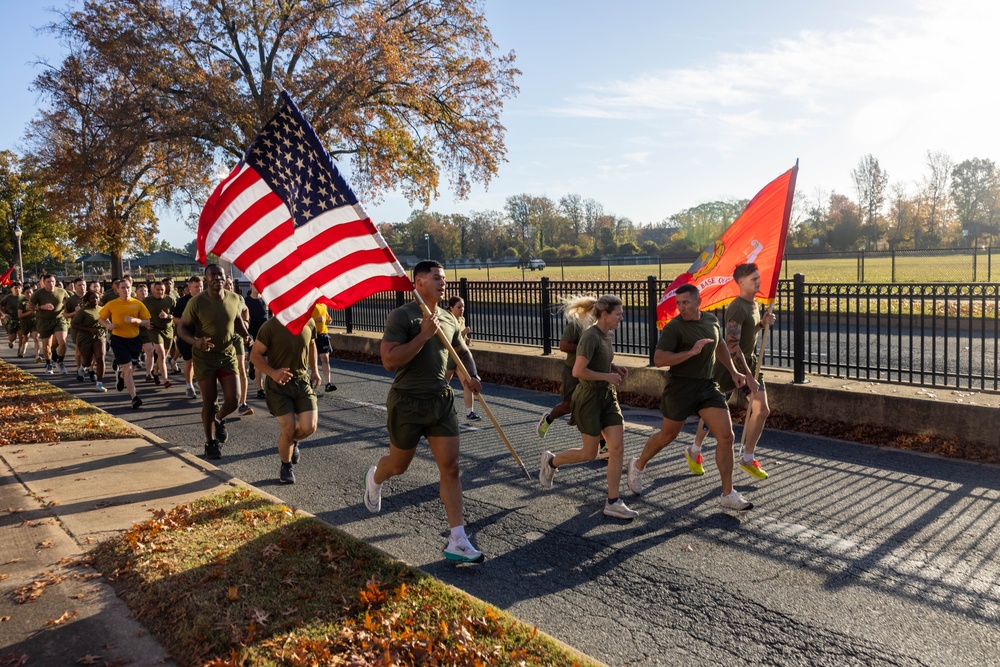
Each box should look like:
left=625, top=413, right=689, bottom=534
left=197, top=91, right=413, bottom=333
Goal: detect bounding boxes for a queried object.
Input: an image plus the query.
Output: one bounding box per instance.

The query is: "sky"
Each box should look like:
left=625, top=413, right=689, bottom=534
left=2, top=0, right=998, bottom=247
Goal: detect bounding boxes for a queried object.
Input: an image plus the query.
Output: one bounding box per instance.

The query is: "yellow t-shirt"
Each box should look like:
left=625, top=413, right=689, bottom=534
left=99, top=298, right=151, bottom=339
left=311, top=303, right=329, bottom=335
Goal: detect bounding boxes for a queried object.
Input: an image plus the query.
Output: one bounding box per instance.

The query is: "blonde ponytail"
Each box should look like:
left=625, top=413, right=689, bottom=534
left=560, top=293, right=622, bottom=324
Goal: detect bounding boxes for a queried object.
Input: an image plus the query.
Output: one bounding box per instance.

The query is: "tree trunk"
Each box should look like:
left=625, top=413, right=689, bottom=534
left=110, top=252, right=125, bottom=280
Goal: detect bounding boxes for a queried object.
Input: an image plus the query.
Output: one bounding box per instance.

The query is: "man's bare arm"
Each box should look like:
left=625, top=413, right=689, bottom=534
left=726, top=319, right=751, bottom=375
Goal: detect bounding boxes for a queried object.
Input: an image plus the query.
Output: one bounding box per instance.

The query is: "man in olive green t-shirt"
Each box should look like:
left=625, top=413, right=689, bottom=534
left=71, top=290, right=108, bottom=391
left=626, top=283, right=754, bottom=512
left=1, top=282, right=22, bottom=350
left=28, top=274, right=71, bottom=374
left=249, top=317, right=320, bottom=484
left=364, top=260, right=485, bottom=564
left=143, top=281, right=177, bottom=388
left=177, top=264, right=252, bottom=460
left=693, top=262, right=776, bottom=480
left=64, top=278, right=88, bottom=380
left=17, top=287, right=38, bottom=360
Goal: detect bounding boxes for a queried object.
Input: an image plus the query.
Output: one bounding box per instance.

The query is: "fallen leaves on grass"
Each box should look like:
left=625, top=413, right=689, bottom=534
left=0, top=360, right=135, bottom=445
left=91, top=489, right=594, bottom=667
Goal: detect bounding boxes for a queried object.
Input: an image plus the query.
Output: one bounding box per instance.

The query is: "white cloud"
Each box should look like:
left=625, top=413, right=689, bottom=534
left=555, top=0, right=1000, bottom=153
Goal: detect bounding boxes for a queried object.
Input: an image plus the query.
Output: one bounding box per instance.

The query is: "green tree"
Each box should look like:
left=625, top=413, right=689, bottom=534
left=60, top=0, right=520, bottom=207
left=504, top=194, right=559, bottom=250
left=950, top=158, right=1000, bottom=246
left=559, top=193, right=584, bottom=236
left=598, top=227, right=616, bottom=255
left=0, top=151, right=70, bottom=279
left=667, top=200, right=746, bottom=251
left=641, top=240, right=660, bottom=255
left=886, top=182, right=920, bottom=249
left=825, top=194, right=863, bottom=250
left=917, top=151, right=953, bottom=247
left=556, top=243, right=581, bottom=258
left=851, top=154, right=889, bottom=249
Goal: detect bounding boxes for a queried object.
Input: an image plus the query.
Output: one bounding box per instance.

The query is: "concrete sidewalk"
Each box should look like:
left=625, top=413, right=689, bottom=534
left=0, top=436, right=232, bottom=666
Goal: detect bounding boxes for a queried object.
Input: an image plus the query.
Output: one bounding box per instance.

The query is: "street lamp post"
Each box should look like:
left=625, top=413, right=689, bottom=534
left=424, top=233, right=430, bottom=260
left=13, top=222, right=23, bottom=284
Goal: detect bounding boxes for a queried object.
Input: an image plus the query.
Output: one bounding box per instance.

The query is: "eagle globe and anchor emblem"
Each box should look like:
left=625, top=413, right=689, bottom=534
left=690, top=238, right=765, bottom=282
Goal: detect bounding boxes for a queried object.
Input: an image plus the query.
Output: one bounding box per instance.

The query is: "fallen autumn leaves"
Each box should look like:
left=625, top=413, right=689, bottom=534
left=92, top=488, right=595, bottom=667
left=0, top=360, right=135, bottom=446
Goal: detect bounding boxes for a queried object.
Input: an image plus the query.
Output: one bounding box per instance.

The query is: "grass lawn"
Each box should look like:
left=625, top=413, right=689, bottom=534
left=444, top=253, right=993, bottom=284
left=92, top=488, right=599, bottom=667
left=0, top=359, right=136, bottom=445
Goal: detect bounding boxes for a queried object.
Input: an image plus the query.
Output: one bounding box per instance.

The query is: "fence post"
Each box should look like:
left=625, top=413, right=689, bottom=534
left=458, top=277, right=469, bottom=336
left=860, top=250, right=865, bottom=282
left=344, top=306, right=353, bottom=334
left=540, top=277, right=552, bottom=355
left=891, top=249, right=896, bottom=283
left=647, top=276, right=659, bottom=366
left=973, top=244, right=978, bottom=281
left=607, top=259, right=611, bottom=281
left=395, top=290, right=405, bottom=308
left=989, top=244, right=993, bottom=282
left=793, top=273, right=805, bottom=383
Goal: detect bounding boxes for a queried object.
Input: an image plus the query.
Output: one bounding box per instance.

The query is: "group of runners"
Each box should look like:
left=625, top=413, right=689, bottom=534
left=0, top=265, right=333, bottom=485
left=534, top=262, right=775, bottom=520
left=2, top=258, right=776, bottom=565
left=362, top=259, right=775, bottom=564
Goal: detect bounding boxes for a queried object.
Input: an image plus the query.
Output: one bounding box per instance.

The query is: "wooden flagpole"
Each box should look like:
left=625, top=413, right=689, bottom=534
left=408, top=289, right=533, bottom=481
left=738, top=297, right=776, bottom=456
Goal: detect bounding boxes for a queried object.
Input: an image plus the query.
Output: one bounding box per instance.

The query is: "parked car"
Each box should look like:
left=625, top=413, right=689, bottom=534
left=527, top=259, right=546, bottom=270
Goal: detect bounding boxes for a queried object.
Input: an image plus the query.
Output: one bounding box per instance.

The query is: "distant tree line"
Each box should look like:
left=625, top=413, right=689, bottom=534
left=377, top=151, right=1000, bottom=263
left=5, top=148, right=999, bottom=277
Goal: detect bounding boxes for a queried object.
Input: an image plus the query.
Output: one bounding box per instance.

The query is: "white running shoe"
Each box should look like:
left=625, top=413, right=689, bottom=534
left=539, top=451, right=556, bottom=488
left=720, top=490, right=754, bottom=511
left=443, top=535, right=484, bottom=563
left=603, top=498, right=638, bottom=519
left=627, top=456, right=644, bottom=495
left=363, top=465, right=382, bottom=513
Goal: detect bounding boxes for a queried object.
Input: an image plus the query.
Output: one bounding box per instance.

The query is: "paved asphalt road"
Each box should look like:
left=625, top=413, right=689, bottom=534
left=5, top=344, right=1000, bottom=666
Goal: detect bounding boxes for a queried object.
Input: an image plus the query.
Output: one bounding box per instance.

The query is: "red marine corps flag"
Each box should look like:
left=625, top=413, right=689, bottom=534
left=197, top=91, right=413, bottom=334
left=656, top=164, right=798, bottom=327
left=0, top=266, right=14, bottom=288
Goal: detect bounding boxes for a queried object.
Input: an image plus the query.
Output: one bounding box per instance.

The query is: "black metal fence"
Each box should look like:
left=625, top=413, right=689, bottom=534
left=331, top=276, right=1000, bottom=392
left=434, top=246, right=1000, bottom=284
